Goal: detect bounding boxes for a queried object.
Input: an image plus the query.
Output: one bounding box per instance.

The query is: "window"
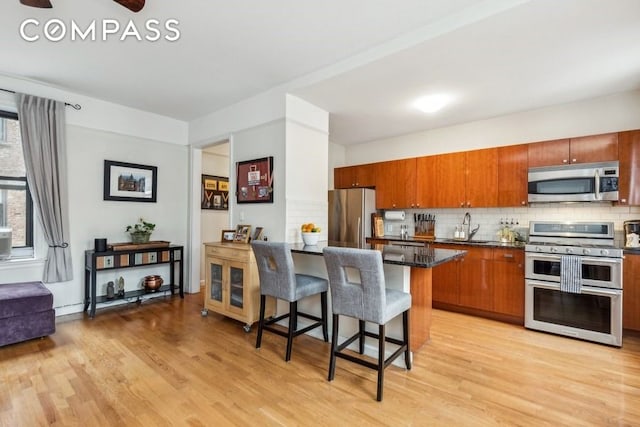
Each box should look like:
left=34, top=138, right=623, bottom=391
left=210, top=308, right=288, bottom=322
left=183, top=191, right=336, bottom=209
left=0, top=111, right=33, bottom=257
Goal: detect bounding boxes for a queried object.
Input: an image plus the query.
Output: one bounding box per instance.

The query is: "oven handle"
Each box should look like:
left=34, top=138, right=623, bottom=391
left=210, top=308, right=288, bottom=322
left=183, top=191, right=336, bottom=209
left=526, top=280, right=621, bottom=296
left=526, top=252, right=622, bottom=266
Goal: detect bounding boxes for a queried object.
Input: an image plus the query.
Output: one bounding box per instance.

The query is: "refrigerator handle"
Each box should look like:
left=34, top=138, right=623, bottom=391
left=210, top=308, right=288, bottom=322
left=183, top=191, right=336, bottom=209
left=357, top=216, right=361, bottom=247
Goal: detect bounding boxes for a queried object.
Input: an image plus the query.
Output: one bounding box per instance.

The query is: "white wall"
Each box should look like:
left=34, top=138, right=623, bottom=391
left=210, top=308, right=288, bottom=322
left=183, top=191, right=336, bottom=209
left=0, top=75, right=190, bottom=316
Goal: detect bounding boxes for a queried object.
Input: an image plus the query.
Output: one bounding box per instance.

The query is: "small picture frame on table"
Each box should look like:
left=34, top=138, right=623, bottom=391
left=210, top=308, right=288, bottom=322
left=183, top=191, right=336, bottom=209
left=234, top=225, right=252, bottom=243
left=251, top=227, right=264, bottom=242
left=221, top=229, right=236, bottom=242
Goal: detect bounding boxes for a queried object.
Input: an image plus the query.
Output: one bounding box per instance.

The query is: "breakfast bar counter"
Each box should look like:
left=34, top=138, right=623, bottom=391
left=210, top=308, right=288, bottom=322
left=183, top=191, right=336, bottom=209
left=289, top=241, right=465, bottom=353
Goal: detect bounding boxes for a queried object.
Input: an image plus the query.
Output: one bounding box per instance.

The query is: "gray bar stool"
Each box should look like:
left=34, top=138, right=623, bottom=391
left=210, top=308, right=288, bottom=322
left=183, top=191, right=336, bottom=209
left=323, top=246, right=411, bottom=401
left=251, top=241, right=329, bottom=362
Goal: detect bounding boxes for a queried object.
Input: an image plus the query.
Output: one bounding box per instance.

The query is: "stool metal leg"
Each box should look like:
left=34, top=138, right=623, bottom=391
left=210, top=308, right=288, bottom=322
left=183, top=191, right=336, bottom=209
left=377, top=323, right=385, bottom=402
left=285, top=301, right=297, bottom=362
left=256, top=294, right=266, bottom=349
left=403, top=310, right=411, bottom=370
left=328, top=313, right=339, bottom=381
left=358, top=320, right=366, bottom=354
left=321, top=291, right=329, bottom=342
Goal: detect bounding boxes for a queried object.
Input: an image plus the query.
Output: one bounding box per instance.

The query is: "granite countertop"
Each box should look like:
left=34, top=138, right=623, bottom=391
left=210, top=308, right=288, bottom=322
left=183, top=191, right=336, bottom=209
left=368, top=235, right=526, bottom=249
left=289, top=241, right=466, bottom=269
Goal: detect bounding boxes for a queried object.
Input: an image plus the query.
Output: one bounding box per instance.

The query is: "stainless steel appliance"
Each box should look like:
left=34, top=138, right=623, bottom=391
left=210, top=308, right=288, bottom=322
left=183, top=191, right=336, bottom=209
left=328, top=188, right=376, bottom=248
left=524, top=221, right=623, bottom=346
left=528, top=161, right=619, bottom=203
left=623, top=220, right=640, bottom=248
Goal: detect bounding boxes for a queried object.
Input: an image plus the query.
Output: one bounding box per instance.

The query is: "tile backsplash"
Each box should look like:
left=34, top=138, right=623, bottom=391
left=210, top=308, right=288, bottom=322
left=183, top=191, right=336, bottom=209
left=382, top=204, right=640, bottom=246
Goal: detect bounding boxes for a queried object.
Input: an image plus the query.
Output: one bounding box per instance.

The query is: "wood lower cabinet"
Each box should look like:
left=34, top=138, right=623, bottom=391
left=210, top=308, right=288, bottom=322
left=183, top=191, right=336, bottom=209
left=492, top=248, right=525, bottom=319
left=204, top=242, right=274, bottom=331
left=623, top=253, right=640, bottom=331
left=458, top=246, right=493, bottom=311
left=432, top=244, right=525, bottom=323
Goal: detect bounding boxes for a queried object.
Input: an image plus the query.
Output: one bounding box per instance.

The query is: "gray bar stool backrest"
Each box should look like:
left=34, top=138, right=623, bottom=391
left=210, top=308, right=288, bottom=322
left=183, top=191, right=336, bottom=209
left=251, top=241, right=298, bottom=302
left=323, top=247, right=387, bottom=324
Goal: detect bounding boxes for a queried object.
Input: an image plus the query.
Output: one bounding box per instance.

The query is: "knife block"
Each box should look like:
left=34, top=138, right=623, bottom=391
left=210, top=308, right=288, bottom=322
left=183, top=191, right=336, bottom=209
left=414, top=221, right=435, bottom=241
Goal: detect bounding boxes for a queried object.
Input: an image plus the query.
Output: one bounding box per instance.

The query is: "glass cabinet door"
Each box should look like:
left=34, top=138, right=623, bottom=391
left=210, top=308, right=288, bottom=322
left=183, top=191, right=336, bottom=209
left=209, top=262, right=223, bottom=303
left=229, top=265, right=244, bottom=309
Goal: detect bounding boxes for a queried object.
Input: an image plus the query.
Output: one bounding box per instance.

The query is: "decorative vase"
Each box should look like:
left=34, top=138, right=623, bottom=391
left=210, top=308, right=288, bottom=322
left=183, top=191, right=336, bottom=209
left=131, top=232, right=151, bottom=244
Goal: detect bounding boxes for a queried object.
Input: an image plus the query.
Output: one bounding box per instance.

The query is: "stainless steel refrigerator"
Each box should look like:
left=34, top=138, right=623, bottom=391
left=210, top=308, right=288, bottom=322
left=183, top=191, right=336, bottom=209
left=328, top=188, right=376, bottom=247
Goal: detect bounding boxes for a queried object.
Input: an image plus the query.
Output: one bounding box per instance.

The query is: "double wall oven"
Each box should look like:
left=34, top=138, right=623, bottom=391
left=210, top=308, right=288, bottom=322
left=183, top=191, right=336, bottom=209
left=524, top=221, right=623, bottom=347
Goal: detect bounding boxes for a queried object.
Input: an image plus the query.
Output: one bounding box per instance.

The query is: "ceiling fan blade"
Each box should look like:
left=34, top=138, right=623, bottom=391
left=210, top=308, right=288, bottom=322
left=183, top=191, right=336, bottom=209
left=19, top=0, right=53, bottom=7
left=113, top=0, right=145, bottom=12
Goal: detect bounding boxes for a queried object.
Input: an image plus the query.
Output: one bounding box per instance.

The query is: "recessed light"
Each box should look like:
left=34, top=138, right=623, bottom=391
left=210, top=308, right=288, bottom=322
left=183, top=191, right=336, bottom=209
left=413, top=94, right=452, bottom=113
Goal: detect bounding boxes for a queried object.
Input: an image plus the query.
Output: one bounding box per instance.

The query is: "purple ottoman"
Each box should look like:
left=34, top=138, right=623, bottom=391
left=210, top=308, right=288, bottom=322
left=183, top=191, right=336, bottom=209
left=0, top=281, right=55, bottom=347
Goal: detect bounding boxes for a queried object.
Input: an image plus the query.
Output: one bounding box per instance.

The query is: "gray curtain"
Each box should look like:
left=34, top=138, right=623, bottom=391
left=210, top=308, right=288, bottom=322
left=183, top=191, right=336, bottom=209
left=16, top=93, right=73, bottom=283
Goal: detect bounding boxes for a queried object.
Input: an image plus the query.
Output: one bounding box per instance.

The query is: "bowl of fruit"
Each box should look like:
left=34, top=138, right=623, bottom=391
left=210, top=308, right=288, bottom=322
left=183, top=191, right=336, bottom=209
left=301, top=223, right=321, bottom=245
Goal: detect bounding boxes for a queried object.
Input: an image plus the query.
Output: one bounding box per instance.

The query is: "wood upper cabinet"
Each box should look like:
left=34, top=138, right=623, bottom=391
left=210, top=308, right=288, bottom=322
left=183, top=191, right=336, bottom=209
left=528, top=133, right=618, bottom=167
left=416, top=152, right=465, bottom=208
left=417, top=149, right=497, bottom=208
left=466, top=148, right=498, bottom=208
left=334, top=163, right=376, bottom=189
left=375, top=158, right=416, bottom=209
left=497, top=144, right=528, bottom=207
left=458, top=246, right=493, bottom=311
left=623, top=253, right=640, bottom=331
left=618, top=130, right=640, bottom=206
left=492, top=248, right=525, bottom=319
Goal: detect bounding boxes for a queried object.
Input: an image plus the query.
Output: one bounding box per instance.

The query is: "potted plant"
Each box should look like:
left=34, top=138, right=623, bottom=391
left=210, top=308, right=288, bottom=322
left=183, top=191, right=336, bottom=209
left=126, top=217, right=156, bottom=244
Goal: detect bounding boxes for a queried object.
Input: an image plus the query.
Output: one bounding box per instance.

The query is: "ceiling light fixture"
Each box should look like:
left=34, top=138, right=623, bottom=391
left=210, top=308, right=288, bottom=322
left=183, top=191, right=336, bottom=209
left=413, top=94, right=452, bottom=113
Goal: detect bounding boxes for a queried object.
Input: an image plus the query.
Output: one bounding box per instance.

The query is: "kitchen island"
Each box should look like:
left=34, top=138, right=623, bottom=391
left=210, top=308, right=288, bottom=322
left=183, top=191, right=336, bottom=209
left=289, top=241, right=465, bottom=354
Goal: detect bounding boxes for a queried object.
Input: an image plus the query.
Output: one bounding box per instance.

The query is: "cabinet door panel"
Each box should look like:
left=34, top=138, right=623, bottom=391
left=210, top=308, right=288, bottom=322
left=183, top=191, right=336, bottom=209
left=623, top=254, right=640, bottom=331
left=334, top=166, right=354, bottom=189
left=227, top=261, right=247, bottom=315
left=466, top=148, right=498, bottom=208
left=570, top=133, right=618, bottom=164
left=493, top=249, right=525, bottom=318
left=416, top=155, right=436, bottom=208
left=432, top=258, right=459, bottom=304
left=458, top=257, right=493, bottom=311
left=432, top=152, right=466, bottom=208
left=617, top=130, right=640, bottom=206
left=498, top=144, right=528, bottom=207
left=528, top=139, right=570, bottom=167
left=375, top=161, right=395, bottom=208
left=395, top=158, right=416, bottom=208
left=356, top=163, right=377, bottom=188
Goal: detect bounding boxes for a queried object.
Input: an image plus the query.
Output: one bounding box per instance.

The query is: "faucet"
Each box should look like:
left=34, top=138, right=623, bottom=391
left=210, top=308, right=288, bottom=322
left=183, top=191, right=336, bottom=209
left=462, top=212, right=480, bottom=241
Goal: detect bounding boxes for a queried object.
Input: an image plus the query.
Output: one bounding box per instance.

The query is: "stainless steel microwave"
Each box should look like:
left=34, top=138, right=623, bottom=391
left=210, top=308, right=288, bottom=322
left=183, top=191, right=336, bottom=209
left=528, top=161, right=619, bottom=203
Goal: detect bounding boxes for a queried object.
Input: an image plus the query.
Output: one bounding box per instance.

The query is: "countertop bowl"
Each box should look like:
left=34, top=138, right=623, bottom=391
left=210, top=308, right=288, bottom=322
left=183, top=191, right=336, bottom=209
left=301, top=232, right=319, bottom=245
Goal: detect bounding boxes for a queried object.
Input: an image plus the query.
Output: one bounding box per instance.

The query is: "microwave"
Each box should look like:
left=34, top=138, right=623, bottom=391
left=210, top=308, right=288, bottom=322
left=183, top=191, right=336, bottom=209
left=528, top=161, right=619, bottom=203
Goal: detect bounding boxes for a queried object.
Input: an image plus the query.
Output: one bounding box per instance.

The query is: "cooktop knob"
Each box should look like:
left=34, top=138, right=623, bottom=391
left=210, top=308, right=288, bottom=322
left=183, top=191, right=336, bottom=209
left=551, top=247, right=558, bottom=253
left=600, top=249, right=609, bottom=256
left=583, top=248, right=591, bottom=255
left=566, top=247, right=573, bottom=254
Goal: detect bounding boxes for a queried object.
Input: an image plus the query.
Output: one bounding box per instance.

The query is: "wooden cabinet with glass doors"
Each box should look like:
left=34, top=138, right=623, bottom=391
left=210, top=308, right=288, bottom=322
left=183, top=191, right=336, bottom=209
left=203, top=242, right=274, bottom=332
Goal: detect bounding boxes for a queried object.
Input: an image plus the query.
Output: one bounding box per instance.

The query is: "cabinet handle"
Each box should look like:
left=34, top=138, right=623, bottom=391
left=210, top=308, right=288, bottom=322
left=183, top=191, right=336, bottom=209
left=621, top=199, right=627, bottom=203
left=467, top=202, right=471, bottom=207
left=460, top=202, right=464, bottom=207
left=562, top=159, right=568, bottom=163
left=521, top=201, right=526, bottom=205
left=572, top=159, right=577, bottom=163
left=503, top=253, right=514, bottom=258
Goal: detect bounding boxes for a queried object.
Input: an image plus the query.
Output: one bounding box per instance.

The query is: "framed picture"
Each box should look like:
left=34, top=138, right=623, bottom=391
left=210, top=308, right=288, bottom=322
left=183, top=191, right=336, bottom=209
left=234, top=224, right=252, bottom=243
left=251, top=227, right=264, bottom=242
left=221, top=229, right=236, bottom=242
left=103, top=160, right=157, bottom=202
left=201, top=175, right=229, bottom=210
left=236, top=156, right=273, bottom=203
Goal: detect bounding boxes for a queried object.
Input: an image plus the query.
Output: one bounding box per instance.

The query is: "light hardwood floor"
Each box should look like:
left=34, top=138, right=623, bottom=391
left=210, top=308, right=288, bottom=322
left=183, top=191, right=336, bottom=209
left=1, top=293, right=639, bottom=426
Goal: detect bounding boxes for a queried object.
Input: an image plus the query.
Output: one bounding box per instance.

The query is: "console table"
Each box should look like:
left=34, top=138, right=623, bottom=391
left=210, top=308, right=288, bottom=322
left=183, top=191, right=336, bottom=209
left=84, top=244, right=184, bottom=318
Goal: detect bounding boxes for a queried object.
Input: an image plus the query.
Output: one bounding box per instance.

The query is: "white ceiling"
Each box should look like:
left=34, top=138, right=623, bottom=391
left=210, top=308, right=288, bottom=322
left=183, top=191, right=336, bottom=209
left=1, top=0, right=639, bottom=145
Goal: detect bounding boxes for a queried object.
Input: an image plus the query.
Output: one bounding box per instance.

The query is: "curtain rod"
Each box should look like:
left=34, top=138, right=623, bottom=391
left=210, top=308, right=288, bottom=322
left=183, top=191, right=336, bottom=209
left=0, top=87, right=82, bottom=110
